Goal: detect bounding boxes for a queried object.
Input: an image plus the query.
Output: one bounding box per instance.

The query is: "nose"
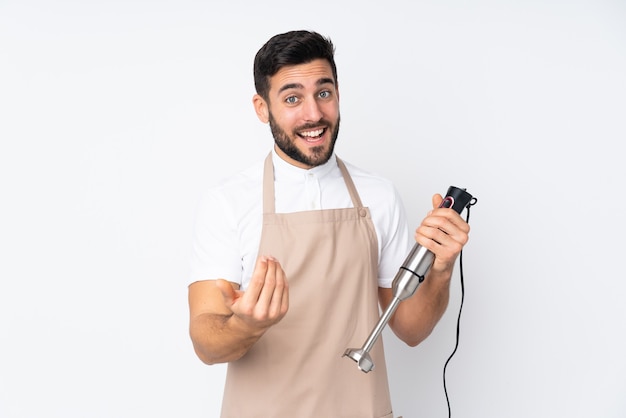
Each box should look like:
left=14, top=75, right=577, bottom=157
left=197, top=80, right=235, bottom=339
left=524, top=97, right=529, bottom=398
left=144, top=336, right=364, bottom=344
left=301, top=98, right=323, bottom=122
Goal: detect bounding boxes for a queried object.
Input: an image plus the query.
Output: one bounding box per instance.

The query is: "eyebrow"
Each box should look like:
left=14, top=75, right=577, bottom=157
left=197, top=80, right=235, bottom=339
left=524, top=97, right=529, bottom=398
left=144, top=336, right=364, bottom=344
left=277, top=77, right=335, bottom=94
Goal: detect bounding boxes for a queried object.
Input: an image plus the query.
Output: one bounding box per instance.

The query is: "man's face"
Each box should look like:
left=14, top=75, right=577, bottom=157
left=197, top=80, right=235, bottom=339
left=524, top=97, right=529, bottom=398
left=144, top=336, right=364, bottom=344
left=255, top=59, right=340, bottom=169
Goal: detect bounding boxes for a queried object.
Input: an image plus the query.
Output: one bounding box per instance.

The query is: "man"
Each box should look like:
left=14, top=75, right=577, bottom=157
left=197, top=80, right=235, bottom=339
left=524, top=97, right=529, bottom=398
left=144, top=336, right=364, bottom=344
left=187, top=30, right=470, bottom=418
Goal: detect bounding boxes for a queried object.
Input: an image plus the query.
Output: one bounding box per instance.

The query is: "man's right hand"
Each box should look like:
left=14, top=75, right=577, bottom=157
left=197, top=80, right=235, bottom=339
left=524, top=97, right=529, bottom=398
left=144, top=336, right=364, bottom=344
left=215, top=256, right=289, bottom=332
left=188, top=256, right=289, bottom=365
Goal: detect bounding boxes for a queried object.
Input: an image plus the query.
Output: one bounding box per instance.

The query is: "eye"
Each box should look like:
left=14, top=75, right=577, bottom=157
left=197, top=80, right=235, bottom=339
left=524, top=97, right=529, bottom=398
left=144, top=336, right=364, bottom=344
left=285, top=96, right=298, bottom=104
left=319, top=90, right=331, bottom=99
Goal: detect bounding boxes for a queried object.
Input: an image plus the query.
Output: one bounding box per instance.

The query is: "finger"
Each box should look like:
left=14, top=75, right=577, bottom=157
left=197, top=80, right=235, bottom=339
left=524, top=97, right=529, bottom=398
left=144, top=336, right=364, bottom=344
left=418, top=218, right=469, bottom=266
left=256, top=256, right=278, bottom=308
left=268, top=261, right=288, bottom=318
left=244, top=256, right=270, bottom=303
left=423, top=203, right=470, bottom=235
left=435, top=212, right=470, bottom=237
left=280, top=276, right=289, bottom=316
left=417, top=217, right=468, bottom=248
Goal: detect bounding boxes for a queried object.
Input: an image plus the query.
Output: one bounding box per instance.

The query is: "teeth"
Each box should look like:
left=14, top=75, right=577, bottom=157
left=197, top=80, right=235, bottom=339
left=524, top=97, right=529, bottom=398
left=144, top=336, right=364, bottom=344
left=300, top=128, right=324, bottom=138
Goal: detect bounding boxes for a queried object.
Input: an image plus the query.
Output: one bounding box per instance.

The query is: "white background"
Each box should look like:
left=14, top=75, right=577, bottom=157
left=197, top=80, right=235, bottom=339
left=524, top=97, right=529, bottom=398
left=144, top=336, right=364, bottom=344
left=1, top=1, right=625, bottom=417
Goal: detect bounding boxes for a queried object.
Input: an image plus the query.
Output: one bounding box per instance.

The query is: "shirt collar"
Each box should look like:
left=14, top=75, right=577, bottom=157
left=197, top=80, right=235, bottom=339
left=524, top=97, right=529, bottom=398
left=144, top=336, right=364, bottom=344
left=271, top=147, right=338, bottom=182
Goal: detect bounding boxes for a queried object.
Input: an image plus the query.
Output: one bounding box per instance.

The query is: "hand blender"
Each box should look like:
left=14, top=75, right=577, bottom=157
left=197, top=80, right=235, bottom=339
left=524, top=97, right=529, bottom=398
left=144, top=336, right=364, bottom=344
left=343, top=186, right=474, bottom=373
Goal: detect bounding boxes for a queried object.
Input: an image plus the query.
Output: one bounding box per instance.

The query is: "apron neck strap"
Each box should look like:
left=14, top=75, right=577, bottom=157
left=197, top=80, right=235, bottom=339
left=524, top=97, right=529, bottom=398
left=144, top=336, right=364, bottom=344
left=263, top=153, right=275, bottom=214
left=335, top=157, right=364, bottom=208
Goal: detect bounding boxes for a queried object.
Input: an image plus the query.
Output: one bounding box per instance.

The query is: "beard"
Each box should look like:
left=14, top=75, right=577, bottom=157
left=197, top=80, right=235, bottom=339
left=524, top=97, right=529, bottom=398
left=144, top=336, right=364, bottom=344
left=269, top=112, right=340, bottom=168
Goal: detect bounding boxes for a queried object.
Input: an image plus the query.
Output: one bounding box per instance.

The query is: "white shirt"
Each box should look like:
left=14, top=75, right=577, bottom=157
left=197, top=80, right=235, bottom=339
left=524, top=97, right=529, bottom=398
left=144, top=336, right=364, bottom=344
left=189, top=149, right=413, bottom=290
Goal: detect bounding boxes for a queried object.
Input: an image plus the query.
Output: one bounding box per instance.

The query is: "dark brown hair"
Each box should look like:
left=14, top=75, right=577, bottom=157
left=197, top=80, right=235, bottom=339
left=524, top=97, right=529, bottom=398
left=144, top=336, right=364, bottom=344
left=253, top=30, right=337, bottom=101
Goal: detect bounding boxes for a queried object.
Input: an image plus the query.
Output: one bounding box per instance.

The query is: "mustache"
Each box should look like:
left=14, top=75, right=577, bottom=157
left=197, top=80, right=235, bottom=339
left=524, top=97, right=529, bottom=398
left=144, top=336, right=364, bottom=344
left=295, top=120, right=331, bottom=131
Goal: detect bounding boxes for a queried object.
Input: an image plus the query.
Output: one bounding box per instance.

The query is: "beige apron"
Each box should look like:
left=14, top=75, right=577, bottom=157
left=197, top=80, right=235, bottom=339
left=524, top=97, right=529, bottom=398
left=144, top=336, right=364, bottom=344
left=220, top=154, right=393, bottom=418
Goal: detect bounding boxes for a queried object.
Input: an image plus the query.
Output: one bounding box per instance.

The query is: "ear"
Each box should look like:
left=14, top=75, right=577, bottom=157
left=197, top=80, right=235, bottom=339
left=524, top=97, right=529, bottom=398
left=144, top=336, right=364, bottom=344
left=253, top=94, right=269, bottom=123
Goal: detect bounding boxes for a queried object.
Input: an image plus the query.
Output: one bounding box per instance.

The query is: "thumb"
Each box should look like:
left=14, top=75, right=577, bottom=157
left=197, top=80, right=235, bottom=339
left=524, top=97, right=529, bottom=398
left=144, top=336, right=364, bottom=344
left=432, top=193, right=443, bottom=209
left=215, top=279, right=239, bottom=307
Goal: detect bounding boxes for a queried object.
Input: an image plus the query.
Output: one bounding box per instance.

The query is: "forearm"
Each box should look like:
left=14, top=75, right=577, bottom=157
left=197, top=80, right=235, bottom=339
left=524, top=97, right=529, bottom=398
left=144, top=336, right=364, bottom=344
left=190, top=312, right=266, bottom=365
left=384, top=269, right=452, bottom=347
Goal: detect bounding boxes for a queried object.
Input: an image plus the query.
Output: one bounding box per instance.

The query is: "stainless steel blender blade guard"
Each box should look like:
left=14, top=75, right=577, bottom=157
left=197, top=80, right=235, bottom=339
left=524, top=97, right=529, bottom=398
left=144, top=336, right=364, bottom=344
left=342, top=348, right=375, bottom=373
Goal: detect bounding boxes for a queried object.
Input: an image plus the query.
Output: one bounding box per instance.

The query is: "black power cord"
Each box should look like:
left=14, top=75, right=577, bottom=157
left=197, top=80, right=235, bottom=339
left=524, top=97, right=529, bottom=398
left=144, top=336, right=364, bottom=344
left=443, top=198, right=477, bottom=418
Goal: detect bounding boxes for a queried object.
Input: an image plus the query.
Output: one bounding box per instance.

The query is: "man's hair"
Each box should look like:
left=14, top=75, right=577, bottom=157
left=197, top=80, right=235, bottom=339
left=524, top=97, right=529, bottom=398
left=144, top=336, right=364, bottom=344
left=253, top=30, right=337, bottom=101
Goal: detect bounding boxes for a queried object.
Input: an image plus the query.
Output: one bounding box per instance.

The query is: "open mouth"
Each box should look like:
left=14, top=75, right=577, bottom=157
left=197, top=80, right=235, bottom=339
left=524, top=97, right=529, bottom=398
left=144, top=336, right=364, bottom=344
left=298, top=127, right=326, bottom=142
